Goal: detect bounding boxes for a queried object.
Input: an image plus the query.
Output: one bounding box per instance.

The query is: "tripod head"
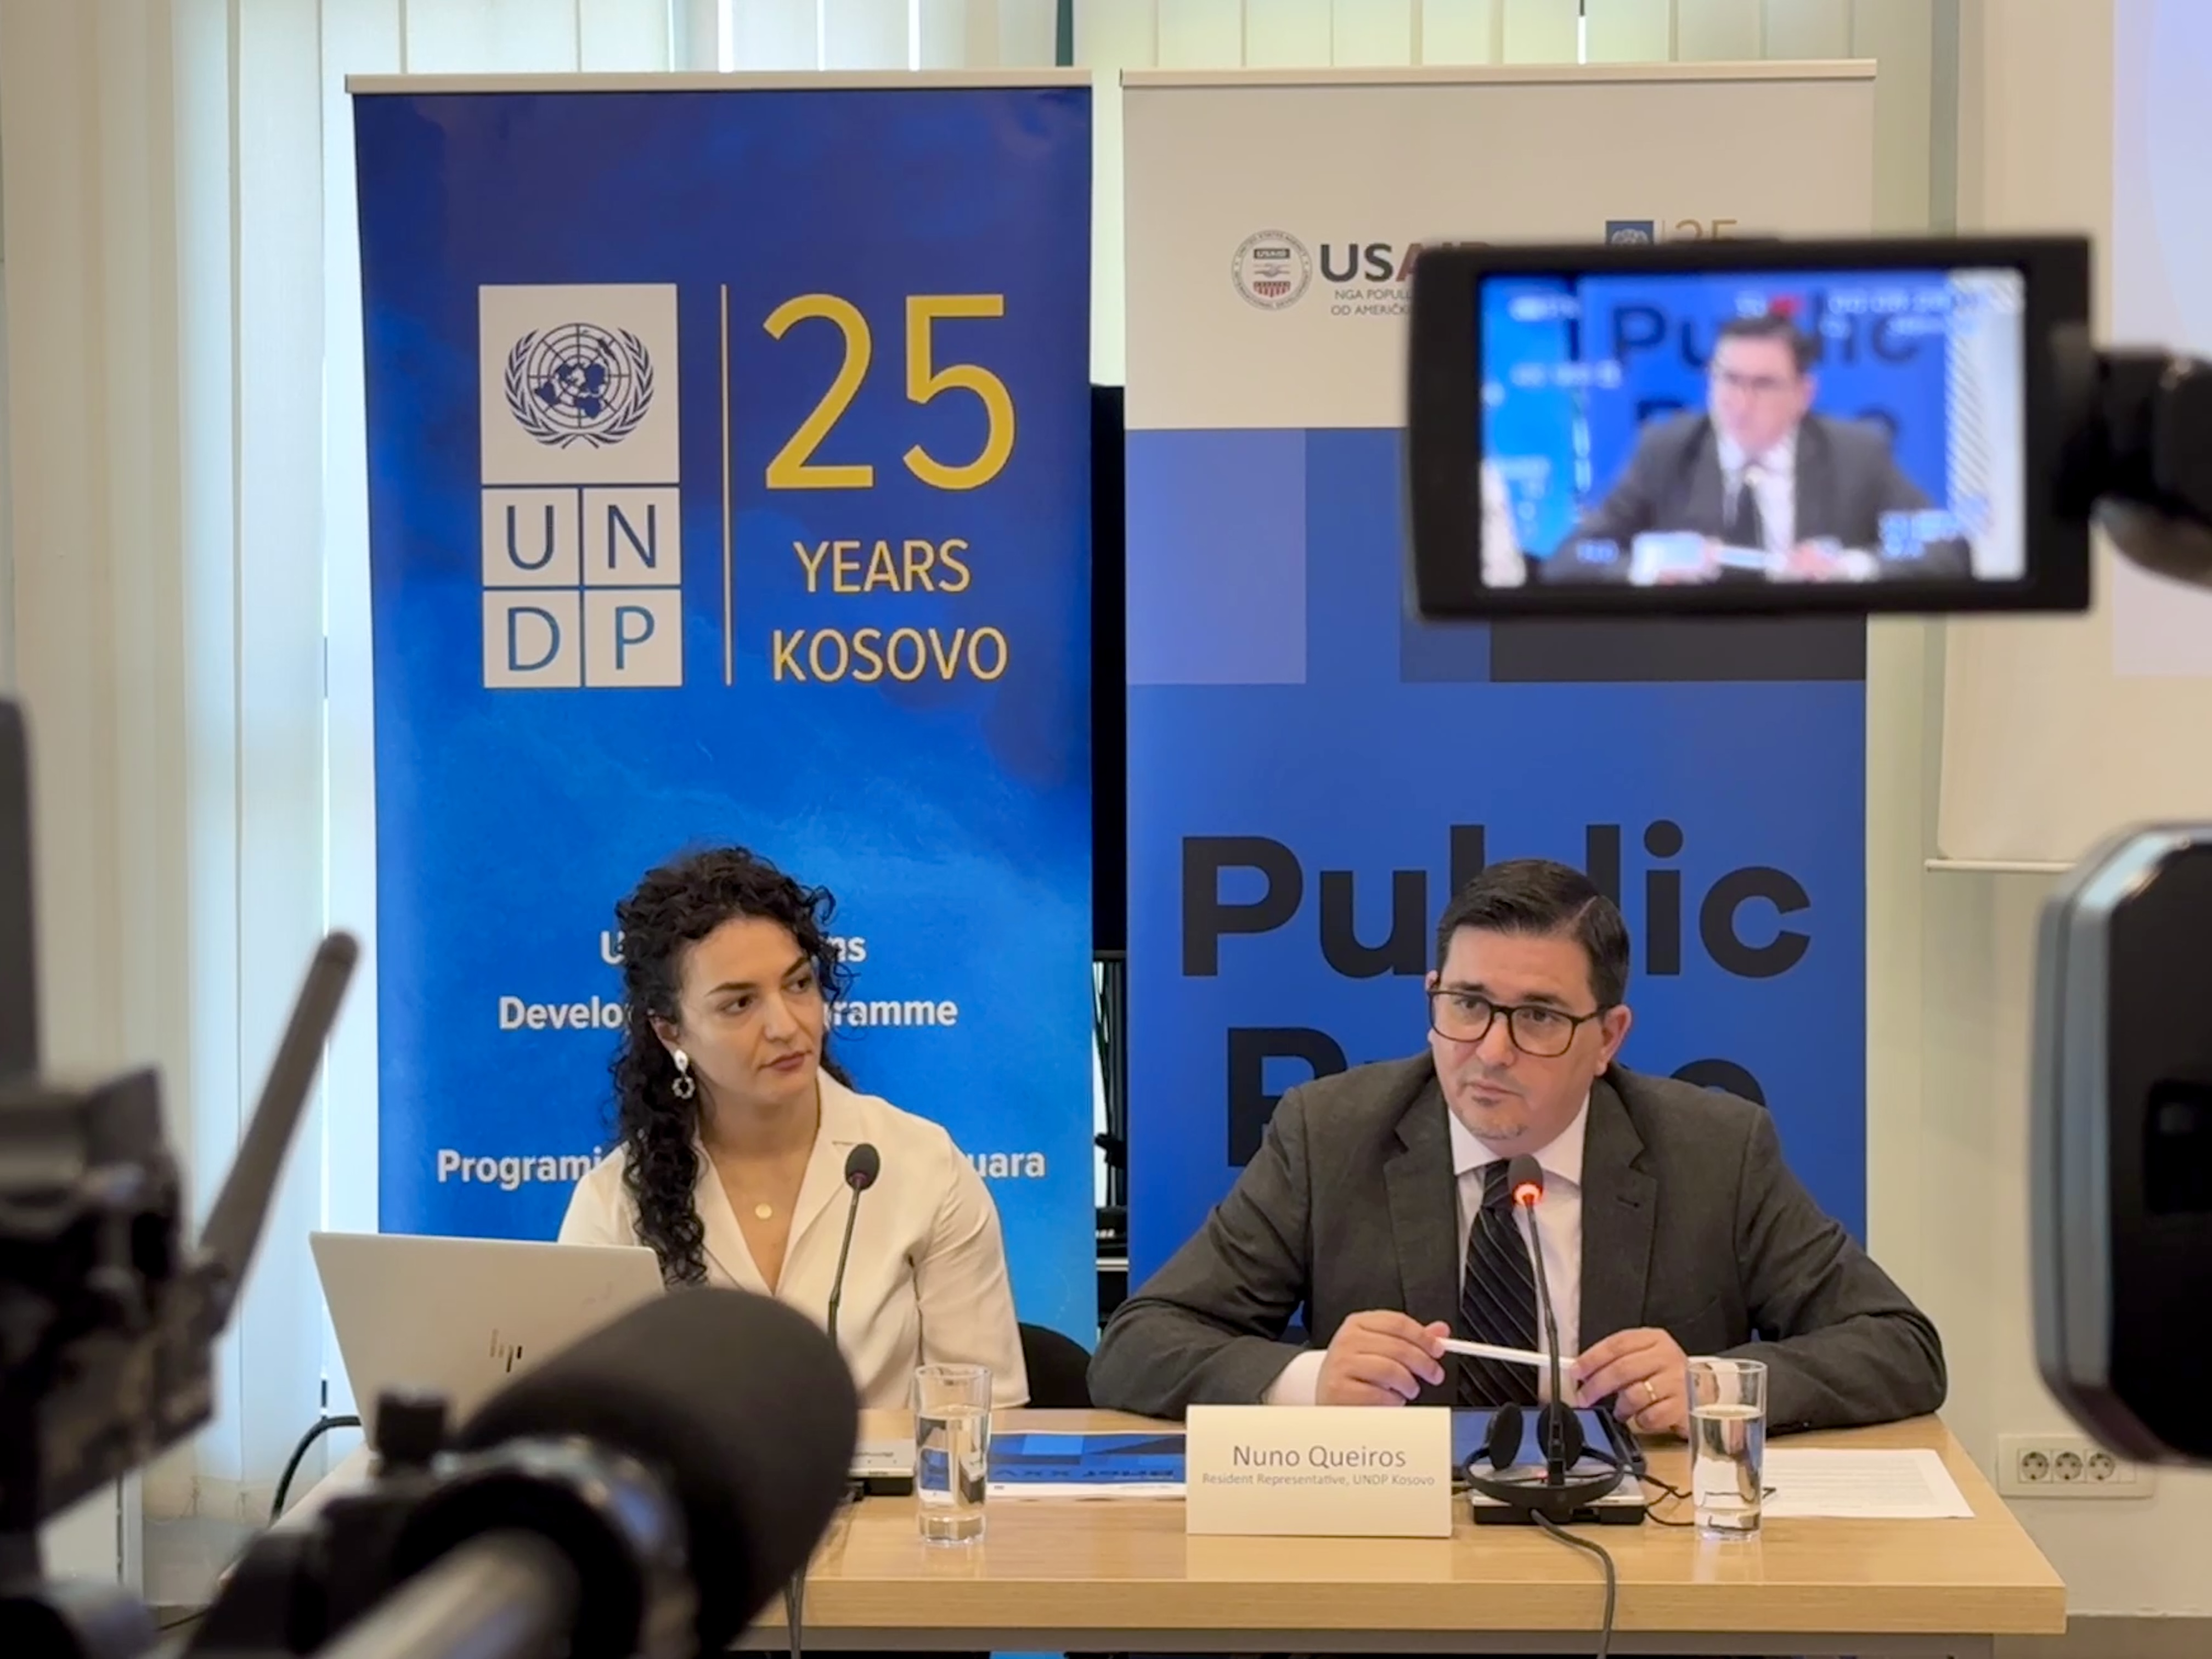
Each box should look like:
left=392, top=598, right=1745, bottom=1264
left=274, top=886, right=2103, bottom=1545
left=0, top=696, right=359, bottom=1654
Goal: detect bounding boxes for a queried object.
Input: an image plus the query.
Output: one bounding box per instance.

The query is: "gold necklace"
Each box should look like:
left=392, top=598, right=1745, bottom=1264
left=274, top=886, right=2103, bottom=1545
left=712, top=1097, right=820, bottom=1226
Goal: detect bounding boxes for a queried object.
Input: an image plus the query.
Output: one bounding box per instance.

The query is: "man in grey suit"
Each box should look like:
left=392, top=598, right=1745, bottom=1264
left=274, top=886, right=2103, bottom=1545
left=1089, top=858, right=1944, bottom=1435
left=1552, top=311, right=1971, bottom=586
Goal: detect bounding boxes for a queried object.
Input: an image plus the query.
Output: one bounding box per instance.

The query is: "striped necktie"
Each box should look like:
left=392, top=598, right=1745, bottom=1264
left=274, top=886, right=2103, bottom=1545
left=1458, top=1161, right=1540, bottom=1407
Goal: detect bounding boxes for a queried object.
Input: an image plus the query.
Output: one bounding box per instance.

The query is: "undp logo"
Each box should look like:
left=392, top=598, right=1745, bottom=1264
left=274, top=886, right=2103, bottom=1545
left=478, top=284, right=684, bottom=693
left=1231, top=230, right=1312, bottom=309
left=503, top=323, right=656, bottom=450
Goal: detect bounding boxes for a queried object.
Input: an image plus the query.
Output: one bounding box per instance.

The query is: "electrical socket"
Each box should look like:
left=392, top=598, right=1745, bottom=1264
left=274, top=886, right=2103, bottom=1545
left=1997, top=1434, right=2154, bottom=1498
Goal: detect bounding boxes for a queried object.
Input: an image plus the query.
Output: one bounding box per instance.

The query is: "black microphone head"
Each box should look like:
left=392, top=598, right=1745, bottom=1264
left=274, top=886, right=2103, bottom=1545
left=844, top=1142, right=881, bottom=1191
left=1505, top=1154, right=1545, bottom=1205
left=454, top=1286, right=859, bottom=1650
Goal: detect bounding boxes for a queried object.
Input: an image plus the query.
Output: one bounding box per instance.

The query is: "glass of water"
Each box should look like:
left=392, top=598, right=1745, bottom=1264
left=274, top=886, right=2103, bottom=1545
left=1687, top=1356, right=1768, bottom=1538
left=914, top=1363, right=992, bottom=1545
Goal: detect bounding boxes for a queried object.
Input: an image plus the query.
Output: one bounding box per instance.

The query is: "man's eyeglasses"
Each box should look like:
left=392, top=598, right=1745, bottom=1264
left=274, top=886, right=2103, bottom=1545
left=1427, top=989, right=1609, bottom=1059
left=1710, top=366, right=1797, bottom=397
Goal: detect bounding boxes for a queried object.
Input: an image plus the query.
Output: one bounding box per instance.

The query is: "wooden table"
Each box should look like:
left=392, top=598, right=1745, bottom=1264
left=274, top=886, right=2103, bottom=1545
left=753, top=1410, right=2065, bottom=1658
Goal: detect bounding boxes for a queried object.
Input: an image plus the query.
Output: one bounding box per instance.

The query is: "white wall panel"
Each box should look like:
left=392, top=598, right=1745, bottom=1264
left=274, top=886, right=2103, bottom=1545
left=403, top=0, right=581, bottom=70
left=1584, top=0, right=1672, bottom=63
left=1763, top=0, right=1852, bottom=59
left=732, top=0, right=820, bottom=67
left=579, top=0, right=676, bottom=69
left=1501, top=0, right=1578, bottom=62
left=1075, top=0, right=1158, bottom=384
left=1333, top=0, right=1415, bottom=65
left=1419, top=0, right=1502, bottom=63
left=1677, top=0, right=1764, bottom=60
left=1158, top=0, right=1242, bottom=66
left=824, top=0, right=910, bottom=67
left=1243, top=0, right=1333, bottom=66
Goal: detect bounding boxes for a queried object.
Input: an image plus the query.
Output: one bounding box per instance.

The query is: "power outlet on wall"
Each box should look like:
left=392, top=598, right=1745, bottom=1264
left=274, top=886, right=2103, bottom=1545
left=1997, top=1434, right=2155, bottom=1498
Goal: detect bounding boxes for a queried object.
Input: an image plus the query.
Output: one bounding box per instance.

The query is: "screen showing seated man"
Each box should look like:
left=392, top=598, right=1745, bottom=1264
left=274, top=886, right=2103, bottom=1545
left=1477, top=267, right=2026, bottom=588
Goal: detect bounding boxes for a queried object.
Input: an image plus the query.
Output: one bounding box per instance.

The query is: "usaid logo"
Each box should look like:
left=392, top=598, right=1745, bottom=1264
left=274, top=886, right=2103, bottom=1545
left=478, top=284, right=682, bottom=691
left=1231, top=230, right=1312, bottom=309
left=1604, top=217, right=1740, bottom=244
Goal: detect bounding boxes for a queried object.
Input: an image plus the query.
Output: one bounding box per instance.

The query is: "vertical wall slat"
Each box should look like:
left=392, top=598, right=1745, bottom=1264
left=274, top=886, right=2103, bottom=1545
left=1762, top=0, right=1852, bottom=59
left=1852, top=0, right=1937, bottom=231
left=1676, top=0, right=1763, bottom=60
left=402, top=0, right=583, bottom=70
left=1156, top=0, right=1240, bottom=66
left=1502, top=0, right=1579, bottom=62
left=731, top=0, right=820, bottom=69
left=1584, top=0, right=1673, bottom=63
left=1074, top=0, right=1158, bottom=385
left=823, top=0, right=911, bottom=67
left=578, top=0, right=674, bottom=69
left=1419, top=0, right=1502, bottom=64
left=1242, top=0, right=1332, bottom=66
left=1331, top=0, right=1416, bottom=65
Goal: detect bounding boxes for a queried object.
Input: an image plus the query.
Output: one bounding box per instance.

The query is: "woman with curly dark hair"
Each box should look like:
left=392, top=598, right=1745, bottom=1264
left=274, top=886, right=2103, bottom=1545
left=558, top=845, right=1027, bottom=1409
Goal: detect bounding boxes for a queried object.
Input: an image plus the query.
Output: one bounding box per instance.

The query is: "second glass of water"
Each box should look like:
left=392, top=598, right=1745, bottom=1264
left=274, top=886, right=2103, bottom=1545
left=1687, top=1356, right=1767, bottom=1538
left=914, top=1362, right=992, bottom=1545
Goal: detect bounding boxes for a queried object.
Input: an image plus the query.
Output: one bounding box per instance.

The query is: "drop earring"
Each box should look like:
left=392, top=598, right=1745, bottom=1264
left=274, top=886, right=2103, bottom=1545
left=670, top=1048, right=696, bottom=1100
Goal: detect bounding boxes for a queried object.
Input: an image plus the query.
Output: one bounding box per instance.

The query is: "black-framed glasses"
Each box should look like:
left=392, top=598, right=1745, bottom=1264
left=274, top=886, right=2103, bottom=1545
left=1427, top=989, right=1609, bottom=1059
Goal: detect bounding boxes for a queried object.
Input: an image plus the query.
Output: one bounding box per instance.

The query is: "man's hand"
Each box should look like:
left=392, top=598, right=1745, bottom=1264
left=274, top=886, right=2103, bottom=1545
left=1651, top=540, right=1723, bottom=584
left=1782, top=540, right=1847, bottom=581
left=1316, top=1311, right=1449, bottom=1406
left=1571, top=1327, right=1690, bottom=1436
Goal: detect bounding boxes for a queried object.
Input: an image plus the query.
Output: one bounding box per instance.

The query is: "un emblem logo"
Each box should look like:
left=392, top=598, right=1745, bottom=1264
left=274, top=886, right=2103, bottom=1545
left=503, top=322, right=656, bottom=449
left=1604, top=220, right=1657, bottom=245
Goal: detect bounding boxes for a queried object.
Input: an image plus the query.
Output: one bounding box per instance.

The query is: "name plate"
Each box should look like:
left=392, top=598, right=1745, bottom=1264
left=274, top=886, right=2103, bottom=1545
left=1184, top=1406, right=1454, bottom=1537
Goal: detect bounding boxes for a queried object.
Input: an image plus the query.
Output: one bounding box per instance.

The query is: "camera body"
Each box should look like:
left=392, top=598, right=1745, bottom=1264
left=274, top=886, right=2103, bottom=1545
left=1402, top=233, right=2212, bottom=1464
left=1401, top=234, right=2212, bottom=620
left=2034, top=828, right=2212, bottom=1464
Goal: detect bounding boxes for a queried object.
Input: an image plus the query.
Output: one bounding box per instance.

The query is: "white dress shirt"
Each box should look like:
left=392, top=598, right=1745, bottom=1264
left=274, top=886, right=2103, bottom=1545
left=1265, top=1097, right=1589, bottom=1405
left=557, top=1071, right=1029, bottom=1410
left=1717, top=427, right=1798, bottom=560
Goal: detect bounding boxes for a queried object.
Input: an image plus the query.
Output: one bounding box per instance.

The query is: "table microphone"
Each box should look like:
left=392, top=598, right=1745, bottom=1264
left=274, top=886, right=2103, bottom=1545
left=825, top=1142, right=880, bottom=1354
left=1506, top=1154, right=1572, bottom=1485
left=450, top=1286, right=860, bottom=1655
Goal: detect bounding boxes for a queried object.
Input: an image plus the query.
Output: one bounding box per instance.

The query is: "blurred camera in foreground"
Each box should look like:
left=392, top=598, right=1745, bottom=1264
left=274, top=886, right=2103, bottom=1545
left=1405, top=234, right=2212, bottom=1469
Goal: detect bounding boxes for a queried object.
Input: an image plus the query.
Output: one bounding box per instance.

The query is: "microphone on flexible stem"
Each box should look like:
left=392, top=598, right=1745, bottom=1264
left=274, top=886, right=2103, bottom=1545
left=825, top=1142, right=881, bottom=1355
left=1505, top=1154, right=1571, bottom=1486
left=795, top=1142, right=878, bottom=1659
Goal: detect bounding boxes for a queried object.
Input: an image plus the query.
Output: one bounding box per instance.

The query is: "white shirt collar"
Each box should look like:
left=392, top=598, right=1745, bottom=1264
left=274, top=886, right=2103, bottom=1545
left=1447, top=1093, right=1590, bottom=1190
left=1717, top=424, right=1798, bottom=479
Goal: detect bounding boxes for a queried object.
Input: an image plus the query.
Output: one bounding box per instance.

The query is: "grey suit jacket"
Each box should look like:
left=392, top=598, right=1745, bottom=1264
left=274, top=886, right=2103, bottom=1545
left=1089, top=1057, right=1946, bottom=1432
left=1556, top=412, right=1970, bottom=580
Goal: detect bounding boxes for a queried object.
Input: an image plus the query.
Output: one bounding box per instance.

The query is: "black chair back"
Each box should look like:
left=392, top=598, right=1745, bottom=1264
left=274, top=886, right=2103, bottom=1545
left=1018, top=1321, right=1093, bottom=1408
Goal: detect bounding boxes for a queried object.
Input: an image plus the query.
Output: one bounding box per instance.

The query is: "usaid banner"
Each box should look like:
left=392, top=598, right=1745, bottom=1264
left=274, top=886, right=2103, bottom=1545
left=353, top=78, right=1096, bottom=1338
left=1122, top=66, right=1879, bottom=1277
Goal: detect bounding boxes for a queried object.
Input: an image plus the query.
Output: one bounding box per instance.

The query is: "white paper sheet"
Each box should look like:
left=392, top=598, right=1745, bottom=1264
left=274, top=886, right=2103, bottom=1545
left=986, top=1480, right=1187, bottom=1500
left=1759, top=1448, right=1975, bottom=1519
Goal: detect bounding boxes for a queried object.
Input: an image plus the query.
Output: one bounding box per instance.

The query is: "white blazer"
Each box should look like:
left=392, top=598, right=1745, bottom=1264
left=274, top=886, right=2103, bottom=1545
left=557, top=1073, right=1029, bottom=1410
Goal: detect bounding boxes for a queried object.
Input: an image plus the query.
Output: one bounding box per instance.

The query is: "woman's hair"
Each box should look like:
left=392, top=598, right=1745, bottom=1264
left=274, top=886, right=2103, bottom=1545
left=610, top=846, right=855, bottom=1285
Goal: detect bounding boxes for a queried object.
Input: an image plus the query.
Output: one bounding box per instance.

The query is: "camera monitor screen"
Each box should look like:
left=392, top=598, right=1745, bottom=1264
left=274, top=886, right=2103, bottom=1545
left=1404, top=238, right=2093, bottom=617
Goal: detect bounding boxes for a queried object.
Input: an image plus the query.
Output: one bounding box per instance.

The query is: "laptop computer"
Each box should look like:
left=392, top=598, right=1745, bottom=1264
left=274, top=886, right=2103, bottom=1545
left=311, top=1231, right=666, bottom=1442
left=310, top=1230, right=915, bottom=1485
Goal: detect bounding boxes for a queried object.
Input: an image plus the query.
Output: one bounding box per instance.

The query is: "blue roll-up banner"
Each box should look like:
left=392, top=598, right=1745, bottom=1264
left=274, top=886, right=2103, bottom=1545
left=1120, top=72, right=1878, bottom=1280
left=353, top=80, right=1097, bottom=1339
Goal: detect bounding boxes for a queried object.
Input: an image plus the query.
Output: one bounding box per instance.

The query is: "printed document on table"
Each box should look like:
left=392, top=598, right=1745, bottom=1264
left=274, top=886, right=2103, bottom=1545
left=985, top=1431, right=1187, bottom=1499
left=1760, top=1448, right=1974, bottom=1519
